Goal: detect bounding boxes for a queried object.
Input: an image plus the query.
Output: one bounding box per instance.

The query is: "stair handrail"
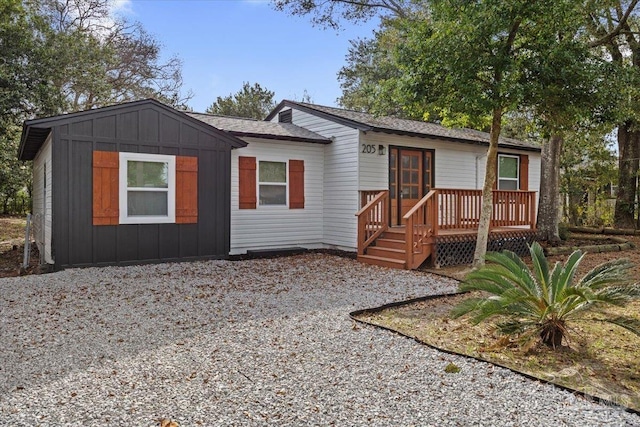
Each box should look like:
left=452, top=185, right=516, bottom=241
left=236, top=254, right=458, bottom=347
left=403, top=190, right=438, bottom=269
left=355, top=190, right=389, bottom=255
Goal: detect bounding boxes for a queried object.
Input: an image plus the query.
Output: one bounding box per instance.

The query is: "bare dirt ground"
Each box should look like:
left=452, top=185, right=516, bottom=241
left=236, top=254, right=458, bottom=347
left=0, top=216, right=39, bottom=278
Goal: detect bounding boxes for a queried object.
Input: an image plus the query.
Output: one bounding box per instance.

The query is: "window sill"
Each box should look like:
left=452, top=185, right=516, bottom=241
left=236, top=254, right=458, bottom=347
left=119, top=215, right=176, bottom=225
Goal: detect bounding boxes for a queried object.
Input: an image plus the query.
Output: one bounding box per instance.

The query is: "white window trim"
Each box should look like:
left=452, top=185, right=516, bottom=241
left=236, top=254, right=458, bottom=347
left=497, top=154, right=519, bottom=190
left=257, top=159, right=288, bottom=208
left=119, top=152, right=176, bottom=224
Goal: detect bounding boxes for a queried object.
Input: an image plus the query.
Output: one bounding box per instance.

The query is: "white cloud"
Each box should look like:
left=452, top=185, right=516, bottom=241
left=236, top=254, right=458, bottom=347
left=110, top=0, right=134, bottom=16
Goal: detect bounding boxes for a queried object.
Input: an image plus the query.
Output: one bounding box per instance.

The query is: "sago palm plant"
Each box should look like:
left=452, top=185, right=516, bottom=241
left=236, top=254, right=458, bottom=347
left=451, top=242, right=640, bottom=348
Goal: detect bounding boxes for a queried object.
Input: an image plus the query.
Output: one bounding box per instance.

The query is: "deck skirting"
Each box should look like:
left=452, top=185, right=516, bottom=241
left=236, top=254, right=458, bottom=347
left=433, top=229, right=536, bottom=268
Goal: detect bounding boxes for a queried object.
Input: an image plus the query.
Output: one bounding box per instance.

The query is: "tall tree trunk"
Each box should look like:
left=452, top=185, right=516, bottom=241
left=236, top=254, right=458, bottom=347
left=565, top=175, right=583, bottom=226
left=614, top=122, right=639, bottom=229
left=473, top=107, right=502, bottom=268
left=537, top=134, right=563, bottom=243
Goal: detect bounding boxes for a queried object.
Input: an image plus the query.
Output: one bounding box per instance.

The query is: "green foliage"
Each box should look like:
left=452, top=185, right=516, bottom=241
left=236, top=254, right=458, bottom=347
left=205, top=82, right=276, bottom=120
left=0, top=0, right=58, bottom=214
left=444, top=363, right=461, bottom=374
left=452, top=242, right=640, bottom=348
left=0, top=0, right=189, bottom=214
left=272, top=0, right=412, bottom=30
left=560, top=129, right=618, bottom=226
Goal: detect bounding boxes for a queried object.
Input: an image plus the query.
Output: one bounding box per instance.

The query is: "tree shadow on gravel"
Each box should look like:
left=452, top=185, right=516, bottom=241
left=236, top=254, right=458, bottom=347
left=0, top=253, right=457, bottom=396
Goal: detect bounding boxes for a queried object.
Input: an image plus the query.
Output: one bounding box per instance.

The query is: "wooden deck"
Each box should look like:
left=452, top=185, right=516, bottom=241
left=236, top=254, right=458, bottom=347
left=356, top=189, right=537, bottom=269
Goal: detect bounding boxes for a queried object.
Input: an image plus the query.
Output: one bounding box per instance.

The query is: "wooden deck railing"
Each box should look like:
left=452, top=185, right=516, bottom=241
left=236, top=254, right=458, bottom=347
left=403, top=190, right=437, bottom=269
left=360, top=190, right=385, bottom=208
left=355, top=190, right=389, bottom=255
left=436, top=189, right=537, bottom=231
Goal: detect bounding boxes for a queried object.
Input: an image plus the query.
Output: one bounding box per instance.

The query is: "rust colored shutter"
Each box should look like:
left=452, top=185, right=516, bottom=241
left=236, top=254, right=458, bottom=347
left=289, top=160, right=304, bottom=209
left=93, top=151, right=119, bottom=225
left=176, top=156, right=198, bottom=224
left=519, top=154, right=529, bottom=191
left=239, top=156, right=257, bottom=209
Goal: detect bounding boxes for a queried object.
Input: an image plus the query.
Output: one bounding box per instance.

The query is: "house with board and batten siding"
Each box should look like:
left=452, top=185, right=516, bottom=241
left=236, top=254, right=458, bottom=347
left=19, top=98, right=541, bottom=271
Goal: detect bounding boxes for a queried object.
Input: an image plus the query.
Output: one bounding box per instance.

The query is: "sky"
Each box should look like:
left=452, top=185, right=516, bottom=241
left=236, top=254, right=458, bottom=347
left=116, top=0, right=380, bottom=113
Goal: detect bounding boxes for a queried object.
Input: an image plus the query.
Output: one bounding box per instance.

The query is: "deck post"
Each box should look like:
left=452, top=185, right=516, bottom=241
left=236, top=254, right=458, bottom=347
left=405, top=215, right=414, bottom=269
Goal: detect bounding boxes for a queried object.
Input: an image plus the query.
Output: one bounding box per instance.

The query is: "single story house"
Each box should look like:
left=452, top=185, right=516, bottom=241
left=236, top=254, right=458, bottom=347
left=19, top=99, right=541, bottom=271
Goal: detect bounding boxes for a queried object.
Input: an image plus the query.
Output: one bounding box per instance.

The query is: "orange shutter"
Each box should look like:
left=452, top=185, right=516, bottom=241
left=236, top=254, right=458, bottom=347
left=519, top=154, right=529, bottom=191
left=239, top=156, right=257, bottom=209
left=93, top=151, right=119, bottom=225
left=176, top=156, right=198, bottom=224
left=289, top=160, right=304, bottom=209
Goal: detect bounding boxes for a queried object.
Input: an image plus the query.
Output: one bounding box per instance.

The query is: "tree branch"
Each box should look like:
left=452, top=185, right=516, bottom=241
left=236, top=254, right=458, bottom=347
left=588, top=0, right=639, bottom=47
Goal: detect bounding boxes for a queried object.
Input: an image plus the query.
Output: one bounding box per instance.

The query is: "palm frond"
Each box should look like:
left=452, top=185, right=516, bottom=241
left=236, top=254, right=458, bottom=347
left=497, top=319, right=539, bottom=335
left=604, top=316, right=640, bottom=337
left=591, top=285, right=640, bottom=306
left=452, top=241, right=640, bottom=350
left=465, top=252, right=539, bottom=298
left=450, top=297, right=485, bottom=319
left=460, top=268, right=519, bottom=295
left=485, top=250, right=540, bottom=297
left=468, top=299, right=512, bottom=325
left=529, top=242, right=550, bottom=296
left=579, top=259, right=633, bottom=290
left=551, top=249, right=584, bottom=301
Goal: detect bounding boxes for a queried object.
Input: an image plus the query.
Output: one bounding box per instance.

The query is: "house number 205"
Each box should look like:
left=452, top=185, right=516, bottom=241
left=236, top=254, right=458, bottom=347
left=361, top=144, right=376, bottom=154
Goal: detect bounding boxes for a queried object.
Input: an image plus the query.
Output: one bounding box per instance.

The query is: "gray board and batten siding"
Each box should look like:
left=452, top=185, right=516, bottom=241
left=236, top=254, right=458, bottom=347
left=19, top=99, right=247, bottom=270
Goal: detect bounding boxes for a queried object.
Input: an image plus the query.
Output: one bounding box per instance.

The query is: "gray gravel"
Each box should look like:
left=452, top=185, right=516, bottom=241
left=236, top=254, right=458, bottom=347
left=0, top=253, right=638, bottom=426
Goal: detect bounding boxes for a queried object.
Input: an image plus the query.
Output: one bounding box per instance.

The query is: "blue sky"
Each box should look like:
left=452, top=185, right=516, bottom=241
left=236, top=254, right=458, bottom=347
left=119, top=0, right=380, bottom=112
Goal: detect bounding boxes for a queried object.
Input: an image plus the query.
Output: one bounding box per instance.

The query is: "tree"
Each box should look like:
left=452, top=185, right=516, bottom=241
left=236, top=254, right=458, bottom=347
left=586, top=1, right=640, bottom=229
left=272, top=0, right=412, bottom=29
left=0, top=0, right=62, bottom=213
left=565, top=2, right=640, bottom=232
left=338, top=20, right=405, bottom=114
left=560, top=130, right=618, bottom=227
left=389, top=1, right=600, bottom=265
left=205, top=82, right=276, bottom=120
left=277, top=0, right=620, bottom=261
left=452, top=243, right=640, bottom=348
left=0, top=0, right=191, bottom=214
left=32, top=0, right=192, bottom=110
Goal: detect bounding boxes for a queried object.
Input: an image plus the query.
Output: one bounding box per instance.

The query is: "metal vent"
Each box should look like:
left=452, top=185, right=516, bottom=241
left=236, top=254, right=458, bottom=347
left=278, top=109, right=292, bottom=123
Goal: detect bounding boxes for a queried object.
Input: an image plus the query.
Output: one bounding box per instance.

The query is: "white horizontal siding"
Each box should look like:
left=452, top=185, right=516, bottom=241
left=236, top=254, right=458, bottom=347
left=361, top=132, right=541, bottom=194
left=291, top=109, right=361, bottom=250
left=32, top=134, right=53, bottom=264
left=230, top=137, right=324, bottom=254
left=528, top=153, right=542, bottom=209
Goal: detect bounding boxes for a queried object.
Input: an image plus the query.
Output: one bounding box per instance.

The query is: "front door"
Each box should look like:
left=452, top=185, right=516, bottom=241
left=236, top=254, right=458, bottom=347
left=390, top=148, right=433, bottom=225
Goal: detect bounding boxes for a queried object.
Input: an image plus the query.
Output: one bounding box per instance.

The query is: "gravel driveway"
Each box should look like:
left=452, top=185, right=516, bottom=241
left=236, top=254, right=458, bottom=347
left=1, top=253, right=638, bottom=426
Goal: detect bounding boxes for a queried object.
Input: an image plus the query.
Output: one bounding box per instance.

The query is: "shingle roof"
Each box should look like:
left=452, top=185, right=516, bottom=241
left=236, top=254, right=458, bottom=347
left=267, top=101, right=540, bottom=151
left=188, top=113, right=331, bottom=144
left=19, top=99, right=247, bottom=161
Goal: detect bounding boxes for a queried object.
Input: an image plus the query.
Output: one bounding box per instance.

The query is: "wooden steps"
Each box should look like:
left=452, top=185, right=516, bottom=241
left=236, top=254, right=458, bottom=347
left=357, top=227, right=432, bottom=270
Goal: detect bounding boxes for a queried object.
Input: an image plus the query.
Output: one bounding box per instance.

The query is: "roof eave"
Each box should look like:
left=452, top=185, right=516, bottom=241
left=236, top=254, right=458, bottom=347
left=370, top=127, right=541, bottom=152
left=230, top=131, right=331, bottom=144
left=18, top=99, right=248, bottom=160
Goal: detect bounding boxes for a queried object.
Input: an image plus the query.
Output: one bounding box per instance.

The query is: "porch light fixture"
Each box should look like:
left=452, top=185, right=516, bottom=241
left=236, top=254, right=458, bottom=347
left=378, top=145, right=386, bottom=155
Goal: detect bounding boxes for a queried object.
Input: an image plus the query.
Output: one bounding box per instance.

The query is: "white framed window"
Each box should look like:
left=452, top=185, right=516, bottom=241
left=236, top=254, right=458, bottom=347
left=258, top=160, right=287, bottom=206
left=498, top=154, right=519, bottom=190
left=119, top=152, right=176, bottom=224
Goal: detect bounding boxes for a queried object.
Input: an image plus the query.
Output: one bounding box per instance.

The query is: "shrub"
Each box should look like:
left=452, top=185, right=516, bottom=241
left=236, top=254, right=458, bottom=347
left=451, top=242, right=640, bottom=349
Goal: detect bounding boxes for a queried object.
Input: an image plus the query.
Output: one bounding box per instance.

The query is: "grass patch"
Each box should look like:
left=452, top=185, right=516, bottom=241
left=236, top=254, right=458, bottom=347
left=356, top=293, right=640, bottom=411
left=0, top=215, right=26, bottom=244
